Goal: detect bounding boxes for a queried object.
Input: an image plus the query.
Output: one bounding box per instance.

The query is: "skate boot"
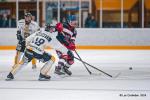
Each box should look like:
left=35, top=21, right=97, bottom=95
left=38, top=73, right=51, bottom=81
left=6, top=72, right=14, bottom=81
left=32, top=64, right=37, bottom=69
left=63, top=66, right=72, bottom=76
left=54, top=66, right=65, bottom=75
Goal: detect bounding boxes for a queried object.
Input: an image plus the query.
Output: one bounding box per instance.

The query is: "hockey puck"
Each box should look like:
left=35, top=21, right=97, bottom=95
left=129, top=67, right=132, bottom=70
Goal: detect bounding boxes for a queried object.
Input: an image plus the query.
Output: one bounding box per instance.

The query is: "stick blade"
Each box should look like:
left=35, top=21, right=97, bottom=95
left=112, top=72, right=121, bottom=78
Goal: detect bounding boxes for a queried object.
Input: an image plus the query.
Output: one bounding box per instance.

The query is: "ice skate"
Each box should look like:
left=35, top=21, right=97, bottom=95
left=32, top=64, right=37, bottom=69
left=62, top=66, right=72, bottom=76
left=38, top=73, right=51, bottom=81
left=54, top=66, right=65, bottom=75
left=6, top=72, right=14, bottom=81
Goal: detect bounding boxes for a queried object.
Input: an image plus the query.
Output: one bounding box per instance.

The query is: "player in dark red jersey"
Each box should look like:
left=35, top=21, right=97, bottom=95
left=54, top=15, right=77, bottom=76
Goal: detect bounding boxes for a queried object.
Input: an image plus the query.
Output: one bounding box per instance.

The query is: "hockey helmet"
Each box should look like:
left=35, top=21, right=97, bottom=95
left=24, top=12, right=32, bottom=17
left=67, top=15, right=77, bottom=22
left=67, top=15, right=77, bottom=27
left=45, top=23, right=52, bottom=32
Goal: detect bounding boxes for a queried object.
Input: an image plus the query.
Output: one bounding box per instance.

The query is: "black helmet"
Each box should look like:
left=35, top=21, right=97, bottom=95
left=45, top=23, right=51, bottom=32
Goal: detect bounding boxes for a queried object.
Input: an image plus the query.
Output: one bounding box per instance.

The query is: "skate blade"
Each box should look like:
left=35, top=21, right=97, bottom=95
left=32, top=66, right=37, bottom=69
left=112, top=72, right=121, bottom=78
left=65, top=73, right=72, bottom=76
left=54, top=71, right=65, bottom=75
left=63, top=71, right=72, bottom=76
left=5, top=78, right=13, bottom=81
left=38, top=78, right=50, bottom=81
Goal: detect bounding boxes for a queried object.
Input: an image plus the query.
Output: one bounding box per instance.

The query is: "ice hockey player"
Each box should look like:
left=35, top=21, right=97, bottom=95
left=6, top=24, right=69, bottom=81
left=54, top=15, right=77, bottom=76
left=14, top=12, right=40, bottom=69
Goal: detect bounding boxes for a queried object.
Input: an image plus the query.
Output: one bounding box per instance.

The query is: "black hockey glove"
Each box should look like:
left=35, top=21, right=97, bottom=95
left=16, top=30, right=23, bottom=41
left=18, top=40, right=25, bottom=46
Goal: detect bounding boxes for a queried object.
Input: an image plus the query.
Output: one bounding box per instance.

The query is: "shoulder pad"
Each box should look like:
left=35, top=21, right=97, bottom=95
left=18, top=19, right=25, bottom=23
left=31, top=21, right=39, bottom=27
left=17, top=19, right=25, bottom=28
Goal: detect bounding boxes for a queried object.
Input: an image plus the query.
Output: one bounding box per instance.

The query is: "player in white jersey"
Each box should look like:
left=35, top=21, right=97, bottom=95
left=14, top=12, right=40, bottom=69
left=6, top=24, right=69, bottom=81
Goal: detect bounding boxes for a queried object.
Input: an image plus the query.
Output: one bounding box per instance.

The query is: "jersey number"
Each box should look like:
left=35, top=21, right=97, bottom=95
left=34, top=37, right=45, bottom=46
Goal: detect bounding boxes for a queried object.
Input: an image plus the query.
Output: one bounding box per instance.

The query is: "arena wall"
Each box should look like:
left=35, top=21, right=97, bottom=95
left=0, top=28, right=150, bottom=49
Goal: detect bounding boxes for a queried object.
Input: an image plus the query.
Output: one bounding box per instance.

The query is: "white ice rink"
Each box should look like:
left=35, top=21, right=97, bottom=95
left=0, top=50, right=150, bottom=100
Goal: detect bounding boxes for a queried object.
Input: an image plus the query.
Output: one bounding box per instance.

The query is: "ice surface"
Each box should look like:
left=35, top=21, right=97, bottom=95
left=0, top=50, right=150, bottom=100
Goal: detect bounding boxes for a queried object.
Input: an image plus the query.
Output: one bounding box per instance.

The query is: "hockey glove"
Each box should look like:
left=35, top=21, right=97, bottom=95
left=16, top=30, right=23, bottom=41
left=67, top=42, right=76, bottom=51
left=56, top=23, right=63, bottom=32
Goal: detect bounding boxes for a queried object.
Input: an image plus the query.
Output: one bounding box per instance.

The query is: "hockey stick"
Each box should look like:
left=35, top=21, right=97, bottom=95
left=74, top=50, right=92, bottom=75
left=74, top=57, right=121, bottom=78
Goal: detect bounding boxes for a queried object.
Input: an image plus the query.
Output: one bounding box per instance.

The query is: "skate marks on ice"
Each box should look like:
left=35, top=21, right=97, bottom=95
left=1, top=66, right=150, bottom=82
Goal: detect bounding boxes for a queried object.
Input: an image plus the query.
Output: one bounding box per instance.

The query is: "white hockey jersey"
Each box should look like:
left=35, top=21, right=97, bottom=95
left=17, top=19, right=40, bottom=40
left=26, top=29, right=68, bottom=55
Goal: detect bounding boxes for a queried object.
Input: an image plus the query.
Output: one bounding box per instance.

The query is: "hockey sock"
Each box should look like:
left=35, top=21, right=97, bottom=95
left=32, top=58, right=36, bottom=65
left=57, top=59, right=66, bottom=68
left=14, top=51, right=23, bottom=65
left=13, top=51, right=23, bottom=69
left=40, top=56, right=55, bottom=75
left=11, top=60, right=27, bottom=75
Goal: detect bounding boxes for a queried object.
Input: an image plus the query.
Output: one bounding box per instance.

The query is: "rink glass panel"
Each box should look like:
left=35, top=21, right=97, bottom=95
left=0, top=1, right=16, bottom=28
left=46, top=0, right=58, bottom=25
left=0, top=0, right=150, bottom=28
left=123, top=0, right=142, bottom=28
left=145, top=0, right=150, bottom=28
